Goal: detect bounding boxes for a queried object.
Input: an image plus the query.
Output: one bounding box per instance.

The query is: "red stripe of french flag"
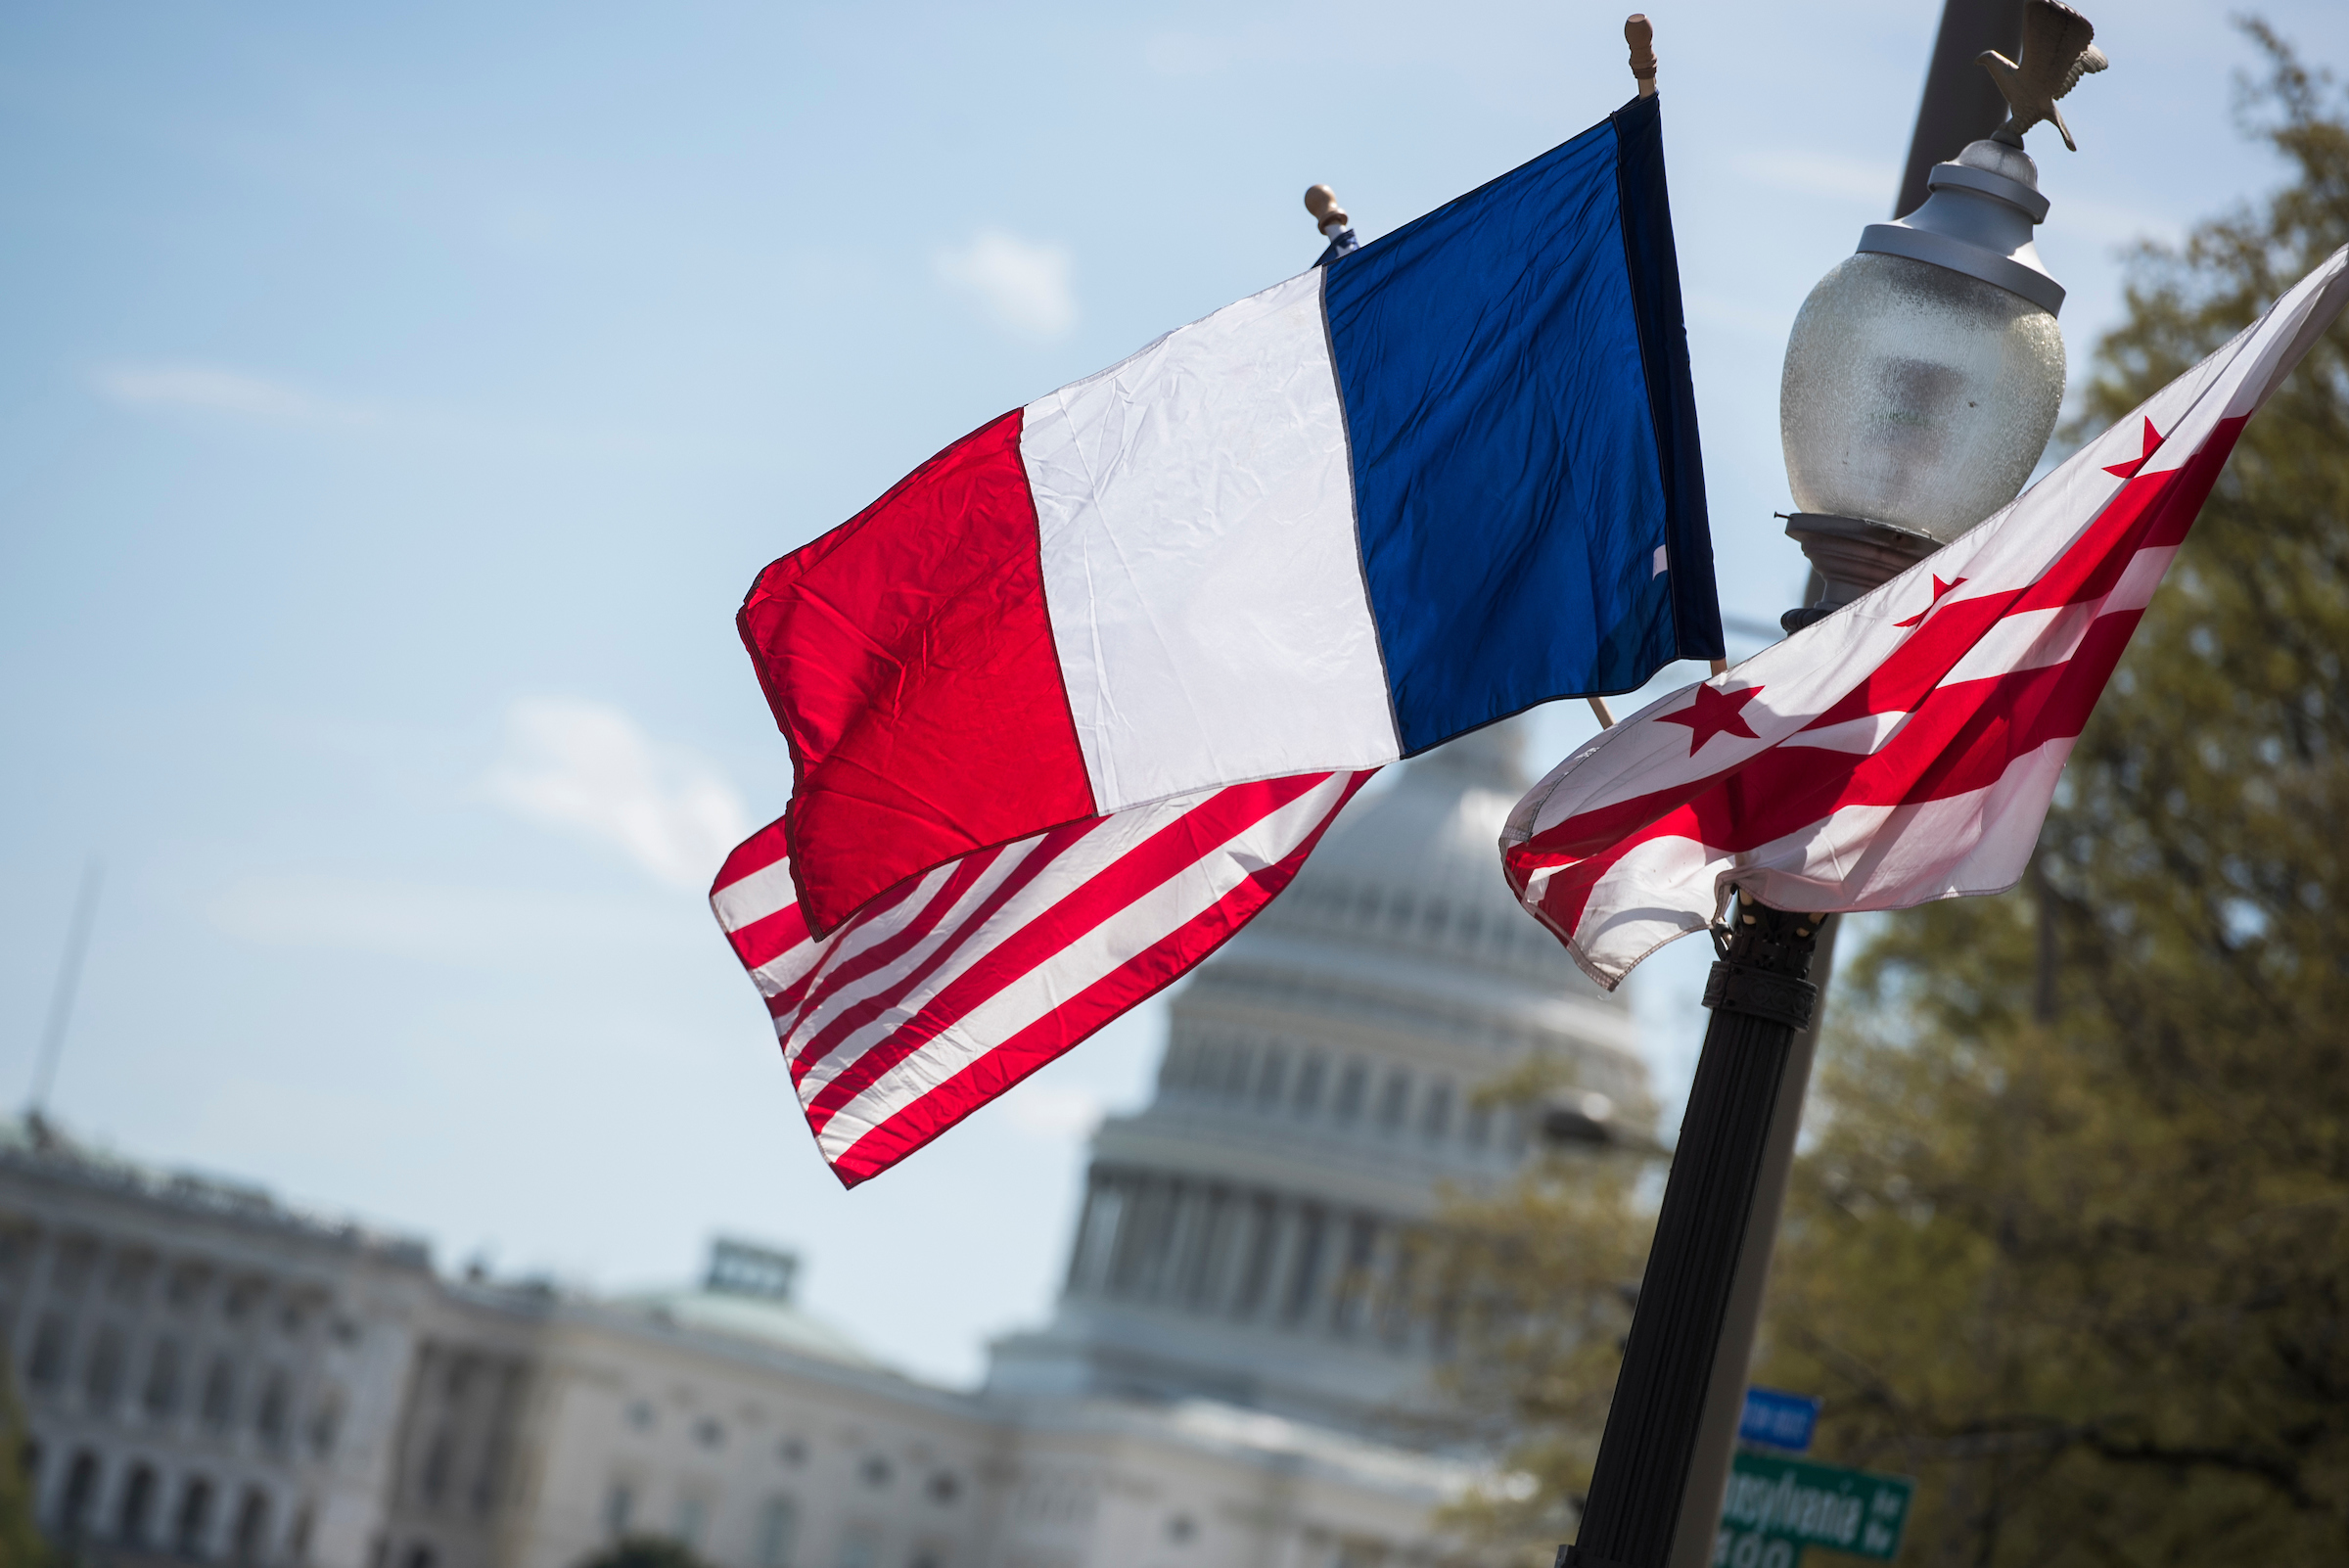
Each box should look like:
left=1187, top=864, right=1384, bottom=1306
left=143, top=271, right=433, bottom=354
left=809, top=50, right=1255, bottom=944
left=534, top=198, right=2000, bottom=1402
left=739, top=270, right=1392, bottom=939
left=1501, top=246, right=2349, bottom=989
left=737, top=408, right=1101, bottom=938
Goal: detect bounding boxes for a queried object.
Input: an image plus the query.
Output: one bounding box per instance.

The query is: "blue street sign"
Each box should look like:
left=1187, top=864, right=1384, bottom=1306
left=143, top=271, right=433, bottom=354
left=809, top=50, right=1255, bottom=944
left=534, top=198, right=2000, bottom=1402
left=1739, top=1387, right=1822, bottom=1453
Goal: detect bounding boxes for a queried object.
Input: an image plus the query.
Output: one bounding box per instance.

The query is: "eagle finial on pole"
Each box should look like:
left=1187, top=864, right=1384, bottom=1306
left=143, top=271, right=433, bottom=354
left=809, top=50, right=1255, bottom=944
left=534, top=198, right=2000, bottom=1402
left=1978, top=0, right=2109, bottom=152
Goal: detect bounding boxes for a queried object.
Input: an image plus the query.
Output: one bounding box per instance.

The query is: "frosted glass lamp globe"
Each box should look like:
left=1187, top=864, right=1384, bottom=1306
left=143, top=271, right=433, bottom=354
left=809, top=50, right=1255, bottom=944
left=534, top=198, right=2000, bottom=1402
left=1779, top=252, right=2064, bottom=543
left=1777, top=134, right=2074, bottom=602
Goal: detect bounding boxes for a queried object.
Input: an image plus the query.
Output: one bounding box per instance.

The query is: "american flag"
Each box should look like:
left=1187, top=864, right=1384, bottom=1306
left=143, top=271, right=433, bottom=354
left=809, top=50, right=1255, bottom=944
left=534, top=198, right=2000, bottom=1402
left=1503, top=245, right=2349, bottom=988
left=712, top=770, right=1374, bottom=1186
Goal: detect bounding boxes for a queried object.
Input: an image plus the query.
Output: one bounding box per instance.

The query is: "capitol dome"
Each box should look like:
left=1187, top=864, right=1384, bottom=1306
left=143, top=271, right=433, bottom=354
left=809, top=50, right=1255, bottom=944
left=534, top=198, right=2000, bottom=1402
left=986, top=720, right=1650, bottom=1438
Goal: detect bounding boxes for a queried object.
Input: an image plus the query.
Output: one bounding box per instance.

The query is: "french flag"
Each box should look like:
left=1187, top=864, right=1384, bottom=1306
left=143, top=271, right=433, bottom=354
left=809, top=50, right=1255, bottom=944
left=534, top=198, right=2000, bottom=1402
left=744, top=96, right=1723, bottom=934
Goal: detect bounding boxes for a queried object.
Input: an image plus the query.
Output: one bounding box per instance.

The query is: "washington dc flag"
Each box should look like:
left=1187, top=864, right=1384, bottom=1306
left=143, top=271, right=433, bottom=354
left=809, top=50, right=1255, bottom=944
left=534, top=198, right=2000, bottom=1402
left=1502, top=245, right=2349, bottom=988
left=741, top=95, right=1722, bottom=937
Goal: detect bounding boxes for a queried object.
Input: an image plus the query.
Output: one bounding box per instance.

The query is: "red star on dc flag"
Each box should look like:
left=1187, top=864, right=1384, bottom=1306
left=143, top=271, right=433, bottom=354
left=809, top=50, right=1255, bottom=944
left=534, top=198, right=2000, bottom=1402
left=1657, top=682, right=1764, bottom=756
left=2103, top=417, right=2164, bottom=479
left=1894, top=574, right=1968, bottom=627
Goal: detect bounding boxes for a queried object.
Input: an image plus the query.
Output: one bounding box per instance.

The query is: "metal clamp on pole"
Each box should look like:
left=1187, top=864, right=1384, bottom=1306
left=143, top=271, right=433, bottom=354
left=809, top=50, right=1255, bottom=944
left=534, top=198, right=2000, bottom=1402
left=1700, top=903, right=1824, bottom=1031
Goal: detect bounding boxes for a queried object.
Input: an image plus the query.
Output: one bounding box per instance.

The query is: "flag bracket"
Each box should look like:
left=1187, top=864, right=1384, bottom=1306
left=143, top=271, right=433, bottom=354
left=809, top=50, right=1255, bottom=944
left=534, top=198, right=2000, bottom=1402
left=1700, top=961, right=1818, bottom=1032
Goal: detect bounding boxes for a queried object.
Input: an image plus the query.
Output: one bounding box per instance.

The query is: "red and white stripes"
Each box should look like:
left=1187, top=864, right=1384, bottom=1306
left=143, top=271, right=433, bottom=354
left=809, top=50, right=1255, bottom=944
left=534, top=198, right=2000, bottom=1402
left=1502, top=245, right=2349, bottom=988
left=713, top=771, right=1372, bottom=1186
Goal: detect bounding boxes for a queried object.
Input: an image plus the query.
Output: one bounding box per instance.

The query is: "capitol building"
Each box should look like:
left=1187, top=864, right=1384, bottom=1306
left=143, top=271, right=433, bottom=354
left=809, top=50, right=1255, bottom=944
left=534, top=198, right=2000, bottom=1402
left=4, top=723, right=1649, bottom=1568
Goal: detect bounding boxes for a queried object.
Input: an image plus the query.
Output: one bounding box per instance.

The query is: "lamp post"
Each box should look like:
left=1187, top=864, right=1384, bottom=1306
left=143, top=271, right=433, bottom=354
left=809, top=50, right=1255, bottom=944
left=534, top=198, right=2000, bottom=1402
left=1560, top=6, right=2099, bottom=1567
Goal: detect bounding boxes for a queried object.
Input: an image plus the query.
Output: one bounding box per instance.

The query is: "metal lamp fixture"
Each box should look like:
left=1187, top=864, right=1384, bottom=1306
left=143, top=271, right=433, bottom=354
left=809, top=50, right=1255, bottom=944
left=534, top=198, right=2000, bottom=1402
left=1779, top=140, right=2067, bottom=624
left=1776, top=1, right=2106, bottom=626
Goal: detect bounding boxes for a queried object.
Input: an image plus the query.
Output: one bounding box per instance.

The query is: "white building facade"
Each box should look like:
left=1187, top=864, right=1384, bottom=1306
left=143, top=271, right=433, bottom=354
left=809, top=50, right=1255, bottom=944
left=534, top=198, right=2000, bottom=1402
left=0, top=1119, right=443, bottom=1568
left=989, top=725, right=1647, bottom=1436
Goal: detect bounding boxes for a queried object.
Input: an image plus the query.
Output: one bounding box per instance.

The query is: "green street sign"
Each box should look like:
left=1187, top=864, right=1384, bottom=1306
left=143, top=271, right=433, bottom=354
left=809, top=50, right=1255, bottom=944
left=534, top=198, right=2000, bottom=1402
left=1723, top=1451, right=1915, bottom=1561
left=1712, top=1525, right=1804, bottom=1567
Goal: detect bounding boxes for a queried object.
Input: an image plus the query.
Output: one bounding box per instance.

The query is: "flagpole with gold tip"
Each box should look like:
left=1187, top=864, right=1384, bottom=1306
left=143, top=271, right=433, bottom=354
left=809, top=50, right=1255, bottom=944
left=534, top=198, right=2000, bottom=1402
left=1612, top=12, right=1713, bottom=725
left=1625, top=13, right=1727, bottom=681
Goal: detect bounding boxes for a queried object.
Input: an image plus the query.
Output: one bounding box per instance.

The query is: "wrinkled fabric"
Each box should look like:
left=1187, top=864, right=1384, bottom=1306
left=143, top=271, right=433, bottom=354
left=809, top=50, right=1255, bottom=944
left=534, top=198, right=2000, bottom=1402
left=739, top=96, right=1723, bottom=936
left=1503, top=247, right=2349, bottom=987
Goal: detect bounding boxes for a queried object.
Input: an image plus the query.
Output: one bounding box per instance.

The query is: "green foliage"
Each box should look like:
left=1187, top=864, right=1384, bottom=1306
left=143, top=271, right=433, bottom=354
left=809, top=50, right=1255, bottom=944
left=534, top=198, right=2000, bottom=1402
left=1432, top=23, right=2349, bottom=1567
left=576, top=1538, right=717, bottom=1568
left=0, top=1362, right=48, bottom=1568
left=1430, top=1150, right=1654, bottom=1561
left=1762, top=23, right=2349, bottom=1565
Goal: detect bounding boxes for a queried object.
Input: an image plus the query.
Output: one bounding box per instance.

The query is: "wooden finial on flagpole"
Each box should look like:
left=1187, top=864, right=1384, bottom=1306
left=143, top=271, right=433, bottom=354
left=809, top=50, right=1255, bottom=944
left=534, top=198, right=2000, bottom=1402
left=1626, top=14, right=1658, bottom=97
left=1304, top=184, right=1350, bottom=239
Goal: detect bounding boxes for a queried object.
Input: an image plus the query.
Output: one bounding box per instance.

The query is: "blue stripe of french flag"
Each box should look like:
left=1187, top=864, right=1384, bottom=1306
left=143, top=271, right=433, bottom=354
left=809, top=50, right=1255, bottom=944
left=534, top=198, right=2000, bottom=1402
left=743, top=94, right=1723, bottom=934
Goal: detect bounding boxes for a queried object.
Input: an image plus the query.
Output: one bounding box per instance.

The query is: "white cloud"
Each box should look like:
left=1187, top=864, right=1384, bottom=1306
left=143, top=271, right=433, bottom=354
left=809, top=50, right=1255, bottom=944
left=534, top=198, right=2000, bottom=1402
left=484, top=698, right=750, bottom=891
left=934, top=229, right=1079, bottom=340
left=89, top=363, right=375, bottom=428
left=85, top=362, right=743, bottom=467
left=208, top=874, right=693, bottom=966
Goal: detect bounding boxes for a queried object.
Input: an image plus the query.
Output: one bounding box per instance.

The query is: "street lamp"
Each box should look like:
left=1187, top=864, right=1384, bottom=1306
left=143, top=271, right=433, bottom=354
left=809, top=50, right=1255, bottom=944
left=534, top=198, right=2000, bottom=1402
left=1780, top=132, right=2068, bottom=623
left=1562, top=6, right=2102, bottom=1568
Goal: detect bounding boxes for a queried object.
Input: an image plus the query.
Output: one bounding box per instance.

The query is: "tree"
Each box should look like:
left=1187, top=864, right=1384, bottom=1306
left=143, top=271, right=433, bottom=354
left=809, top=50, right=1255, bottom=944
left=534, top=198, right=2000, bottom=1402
left=1433, top=23, right=2349, bottom=1567
left=0, top=1360, right=48, bottom=1568
left=1759, top=23, right=2349, bottom=1565
left=1431, top=1144, right=1652, bottom=1562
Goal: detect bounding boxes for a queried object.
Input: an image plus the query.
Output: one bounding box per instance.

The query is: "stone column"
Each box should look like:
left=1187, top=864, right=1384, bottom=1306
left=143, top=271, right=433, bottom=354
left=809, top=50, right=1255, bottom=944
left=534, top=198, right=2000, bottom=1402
left=1064, top=1172, right=1123, bottom=1297
left=1111, top=1177, right=1176, bottom=1300
left=1279, top=1207, right=1329, bottom=1328
left=1242, top=1199, right=1300, bottom=1326
left=1220, top=1194, right=1274, bottom=1321
left=1179, top=1190, right=1232, bottom=1311
left=10, top=1224, right=55, bottom=1380
left=1151, top=1183, right=1204, bottom=1304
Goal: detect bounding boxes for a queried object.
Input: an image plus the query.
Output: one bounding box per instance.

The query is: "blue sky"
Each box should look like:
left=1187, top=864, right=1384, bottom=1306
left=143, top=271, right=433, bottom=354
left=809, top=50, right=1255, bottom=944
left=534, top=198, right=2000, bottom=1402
left=4, top=1, right=2341, bottom=1387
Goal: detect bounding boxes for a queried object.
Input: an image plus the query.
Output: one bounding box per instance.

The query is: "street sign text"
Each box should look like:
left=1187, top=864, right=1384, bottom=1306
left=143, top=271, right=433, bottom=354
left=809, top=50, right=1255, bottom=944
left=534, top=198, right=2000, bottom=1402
left=1724, top=1452, right=1913, bottom=1561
